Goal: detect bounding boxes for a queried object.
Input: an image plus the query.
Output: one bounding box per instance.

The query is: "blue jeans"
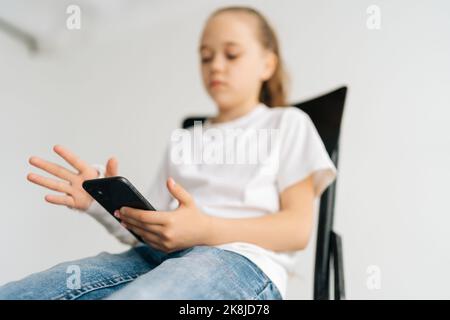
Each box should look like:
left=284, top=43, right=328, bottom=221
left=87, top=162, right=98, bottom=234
left=0, top=244, right=282, bottom=300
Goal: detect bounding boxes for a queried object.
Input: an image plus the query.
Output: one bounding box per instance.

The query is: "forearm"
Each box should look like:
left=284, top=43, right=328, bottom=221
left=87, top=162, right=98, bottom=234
left=204, top=210, right=313, bottom=252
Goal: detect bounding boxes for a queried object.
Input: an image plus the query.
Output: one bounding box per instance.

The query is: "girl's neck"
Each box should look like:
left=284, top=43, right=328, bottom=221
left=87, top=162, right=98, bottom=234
left=211, top=99, right=261, bottom=124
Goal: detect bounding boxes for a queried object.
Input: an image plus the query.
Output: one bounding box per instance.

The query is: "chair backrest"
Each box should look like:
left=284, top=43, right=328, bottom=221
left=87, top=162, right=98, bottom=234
left=292, top=86, right=347, bottom=299
left=181, top=86, right=347, bottom=300
left=182, top=117, right=207, bottom=130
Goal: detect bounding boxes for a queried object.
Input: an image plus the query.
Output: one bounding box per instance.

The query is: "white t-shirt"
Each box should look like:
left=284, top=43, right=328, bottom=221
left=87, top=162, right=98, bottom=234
left=85, top=103, right=337, bottom=299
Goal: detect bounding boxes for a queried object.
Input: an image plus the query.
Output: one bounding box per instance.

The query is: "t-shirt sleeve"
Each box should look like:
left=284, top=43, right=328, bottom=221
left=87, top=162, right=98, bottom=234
left=276, top=108, right=337, bottom=198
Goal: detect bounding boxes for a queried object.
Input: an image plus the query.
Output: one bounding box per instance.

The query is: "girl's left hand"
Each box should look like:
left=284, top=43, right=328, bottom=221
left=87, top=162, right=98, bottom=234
left=115, top=177, right=212, bottom=253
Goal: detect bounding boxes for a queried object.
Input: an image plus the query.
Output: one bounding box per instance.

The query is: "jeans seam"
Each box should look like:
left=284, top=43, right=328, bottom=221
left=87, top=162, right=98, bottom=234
left=54, top=273, right=140, bottom=300
left=255, top=280, right=281, bottom=300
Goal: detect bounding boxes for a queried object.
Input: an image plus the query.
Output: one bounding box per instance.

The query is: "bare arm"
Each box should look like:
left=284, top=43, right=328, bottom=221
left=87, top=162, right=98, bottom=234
left=204, top=174, right=315, bottom=252
left=117, top=175, right=316, bottom=253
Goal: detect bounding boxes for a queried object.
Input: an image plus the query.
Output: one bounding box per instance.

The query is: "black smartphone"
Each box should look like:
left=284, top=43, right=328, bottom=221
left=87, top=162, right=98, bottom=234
left=82, top=176, right=156, bottom=243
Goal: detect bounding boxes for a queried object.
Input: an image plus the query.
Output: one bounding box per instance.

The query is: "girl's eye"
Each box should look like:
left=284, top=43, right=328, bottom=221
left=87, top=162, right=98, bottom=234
left=200, top=52, right=240, bottom=64
left=201, top=56, right=213, bottom=64
left=226, top=53, right=239, bottom=60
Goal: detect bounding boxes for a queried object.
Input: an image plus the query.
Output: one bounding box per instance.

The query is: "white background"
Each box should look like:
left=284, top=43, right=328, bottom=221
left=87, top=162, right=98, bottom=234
left=0, top=0, right=449, bottom=299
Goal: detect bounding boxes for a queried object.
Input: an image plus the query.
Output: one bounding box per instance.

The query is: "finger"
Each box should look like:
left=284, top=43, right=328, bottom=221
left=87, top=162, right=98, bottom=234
left=119, top=207, right=168, bottom=225
left=45, top=194, right=75, bottom=208
left=105, top=157, right=118, bottom=177
left=29, top=156, right=77, bottom=181
left=53, top=144, right=90, bottom=174
left=27, top=173, right=72, bottom=194
left=119, top=214, right=147, bottom=230
left=119, top=215, right=165, bottom=236
left=122, top=222, right=163, bottom=247
left=167, top=177, right=192, bottom=206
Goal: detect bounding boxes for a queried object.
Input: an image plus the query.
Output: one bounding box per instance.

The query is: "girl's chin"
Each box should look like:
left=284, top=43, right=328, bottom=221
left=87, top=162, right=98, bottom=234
left=209, top=94, right=234, bottom=108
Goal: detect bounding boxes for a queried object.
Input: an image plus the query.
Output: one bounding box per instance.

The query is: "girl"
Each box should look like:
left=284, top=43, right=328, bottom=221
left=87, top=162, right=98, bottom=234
left=0, top=6, right=336, bottom=300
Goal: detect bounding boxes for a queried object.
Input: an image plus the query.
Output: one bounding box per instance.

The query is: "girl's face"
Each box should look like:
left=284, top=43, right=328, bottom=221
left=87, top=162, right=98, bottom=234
left=199, top=12, right=276, bottom=112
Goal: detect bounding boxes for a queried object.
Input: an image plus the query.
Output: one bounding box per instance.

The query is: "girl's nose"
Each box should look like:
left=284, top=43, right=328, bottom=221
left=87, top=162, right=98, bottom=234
left=210, top=54, right=226, bottom=72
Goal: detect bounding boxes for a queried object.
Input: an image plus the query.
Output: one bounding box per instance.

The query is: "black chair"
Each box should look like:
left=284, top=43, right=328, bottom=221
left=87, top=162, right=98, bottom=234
left=182, top=86, right=347, bottom=300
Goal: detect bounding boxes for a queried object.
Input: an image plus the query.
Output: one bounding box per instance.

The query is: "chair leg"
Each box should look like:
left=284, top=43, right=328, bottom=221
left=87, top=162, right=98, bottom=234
left=331, top=231, right=345, bottom=300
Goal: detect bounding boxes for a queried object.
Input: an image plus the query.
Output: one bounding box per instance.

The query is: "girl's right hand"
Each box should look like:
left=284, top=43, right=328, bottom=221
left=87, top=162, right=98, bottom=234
left=26, top=145, right=118, bottom=211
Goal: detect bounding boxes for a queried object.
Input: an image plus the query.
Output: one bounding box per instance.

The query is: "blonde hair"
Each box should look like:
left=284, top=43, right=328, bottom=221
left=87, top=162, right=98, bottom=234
left=210, top=6, right=290, bottom=107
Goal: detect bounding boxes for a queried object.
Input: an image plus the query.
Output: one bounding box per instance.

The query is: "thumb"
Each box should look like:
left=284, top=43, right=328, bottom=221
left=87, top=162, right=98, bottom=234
left=105, top=157, right=118, bottom=177
left=167, top=177, right=192, bottom=207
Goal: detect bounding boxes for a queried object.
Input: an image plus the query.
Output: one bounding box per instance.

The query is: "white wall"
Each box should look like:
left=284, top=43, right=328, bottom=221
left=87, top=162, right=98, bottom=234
left=1, top=0, right=449, bottom=299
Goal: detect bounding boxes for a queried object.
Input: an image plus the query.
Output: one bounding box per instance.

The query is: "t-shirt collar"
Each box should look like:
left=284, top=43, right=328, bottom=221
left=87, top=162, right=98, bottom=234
left=204, top=103, right=268, bottom=129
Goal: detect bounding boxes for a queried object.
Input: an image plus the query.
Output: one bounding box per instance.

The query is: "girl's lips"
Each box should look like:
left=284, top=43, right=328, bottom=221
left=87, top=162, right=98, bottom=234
left=210, top=80, right=225, bottom=88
